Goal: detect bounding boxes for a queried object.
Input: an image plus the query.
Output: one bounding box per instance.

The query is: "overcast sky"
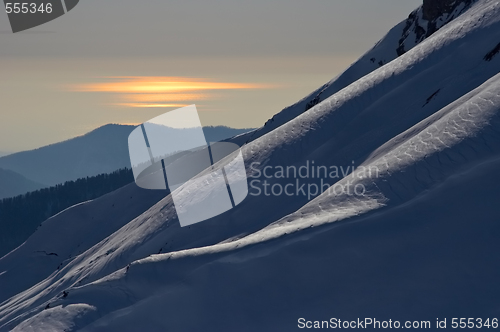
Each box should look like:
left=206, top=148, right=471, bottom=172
left=0, top=0, right=421, bottom=152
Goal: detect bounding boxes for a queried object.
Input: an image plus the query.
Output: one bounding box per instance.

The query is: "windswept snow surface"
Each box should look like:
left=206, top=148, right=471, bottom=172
left=0, top=184, right=166, bottom=303
left=2, top=0, right=500, bottom=330
left=232, top=0, right=478, bottom=147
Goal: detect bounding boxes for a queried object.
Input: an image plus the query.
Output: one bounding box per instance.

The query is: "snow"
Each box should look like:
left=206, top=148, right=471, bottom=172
left=0, top=184, right=166, bottom=304
left=1, top=0, right=500, bottom=330
left=231, top=0, right=477, bottom=148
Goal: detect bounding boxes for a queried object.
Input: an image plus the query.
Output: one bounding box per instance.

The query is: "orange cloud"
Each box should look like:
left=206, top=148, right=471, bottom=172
left=73, top=76, right=271, bottom=108
left=115, top=103, right=188, bottom=108
left=122, top=93, right=209, bottom=103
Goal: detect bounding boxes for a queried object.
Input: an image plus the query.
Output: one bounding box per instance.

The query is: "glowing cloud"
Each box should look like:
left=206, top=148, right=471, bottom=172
left=73, top=76, right=271, bottom=108
left=116, top=103, right=188, bottom=108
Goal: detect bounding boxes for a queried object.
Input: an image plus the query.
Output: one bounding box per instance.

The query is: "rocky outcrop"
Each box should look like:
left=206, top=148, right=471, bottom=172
left=397, top=0, right=477, bottom=56
left=423, top=0, right=464, bottom=21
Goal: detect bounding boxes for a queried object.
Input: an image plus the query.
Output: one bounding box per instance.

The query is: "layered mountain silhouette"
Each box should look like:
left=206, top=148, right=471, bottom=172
left=0, top=125, right=252, bottom=198
left=1, top=0, right=500, bottom=330
left=0, top=169, right=44, bottom=200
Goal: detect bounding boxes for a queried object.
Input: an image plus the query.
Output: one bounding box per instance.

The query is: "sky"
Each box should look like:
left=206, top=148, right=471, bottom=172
left=0, top=0, right=421, bottom=153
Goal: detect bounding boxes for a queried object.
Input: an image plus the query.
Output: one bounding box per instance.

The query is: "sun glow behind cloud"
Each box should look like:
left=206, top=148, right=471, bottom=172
left=73, top=76, right=271, bottom=109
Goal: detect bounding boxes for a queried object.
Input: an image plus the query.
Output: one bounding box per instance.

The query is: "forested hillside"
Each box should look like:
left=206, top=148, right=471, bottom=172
left=0, top=168, right=134, bottom=257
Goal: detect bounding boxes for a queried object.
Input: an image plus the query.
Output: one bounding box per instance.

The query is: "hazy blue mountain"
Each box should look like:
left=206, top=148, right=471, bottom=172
left=0, top=169, right=44, bottom=200
left=0, top=124, right=253, bottom=187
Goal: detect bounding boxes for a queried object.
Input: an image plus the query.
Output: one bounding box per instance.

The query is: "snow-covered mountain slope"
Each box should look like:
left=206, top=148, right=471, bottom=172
left=5, top=69, right=500, bottom=332
left=0, top=183, right=166, bottom=304
left=2, top=0, right=500, bottom=330
left=65, top=150, right=500, bottom=332
left=232, top=0, right=478, bottom=147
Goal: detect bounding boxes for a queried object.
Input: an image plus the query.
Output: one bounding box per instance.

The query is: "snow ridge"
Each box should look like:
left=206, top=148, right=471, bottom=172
left=233, top=0, right=480, bottom=148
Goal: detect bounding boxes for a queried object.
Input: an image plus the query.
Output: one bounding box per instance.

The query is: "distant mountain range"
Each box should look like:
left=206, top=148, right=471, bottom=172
left=0, top=169, right=44, bottom=200
left=0, top=124, right=253, bottom=198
